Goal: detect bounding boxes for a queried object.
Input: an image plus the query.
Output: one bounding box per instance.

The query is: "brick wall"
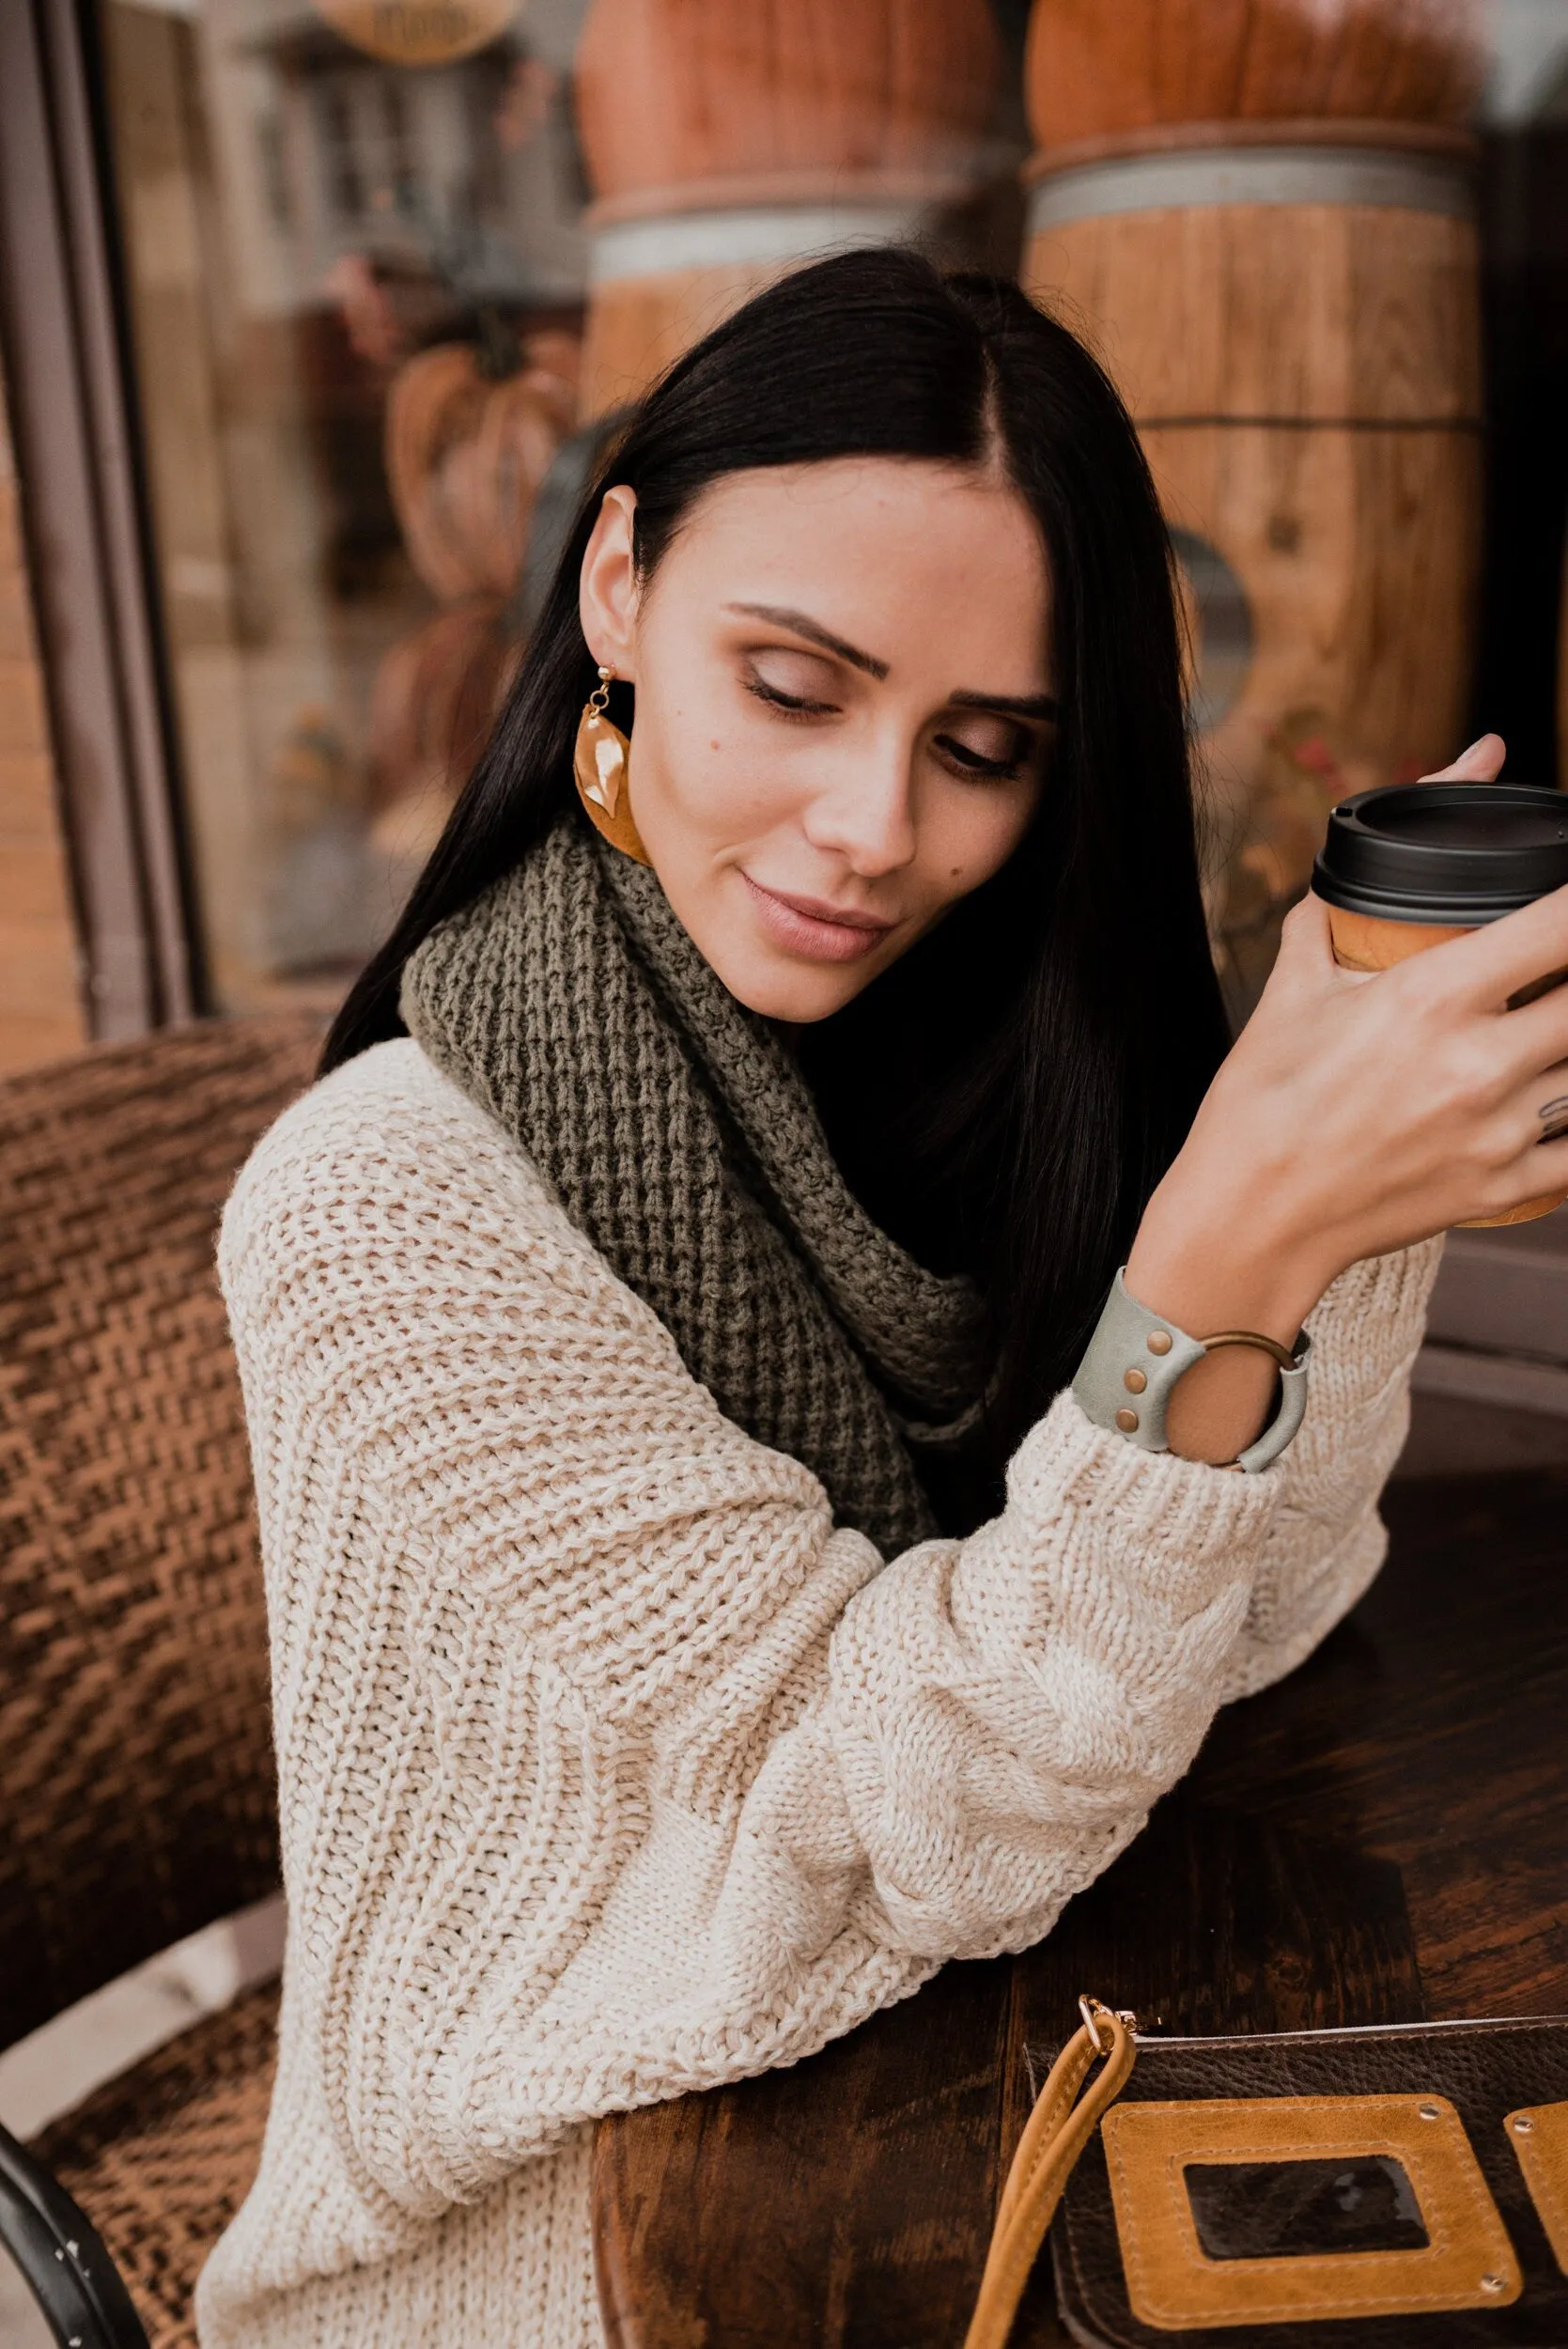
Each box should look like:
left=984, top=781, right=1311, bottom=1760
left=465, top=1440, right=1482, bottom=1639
left=0, top=354, right=85, bottom=1072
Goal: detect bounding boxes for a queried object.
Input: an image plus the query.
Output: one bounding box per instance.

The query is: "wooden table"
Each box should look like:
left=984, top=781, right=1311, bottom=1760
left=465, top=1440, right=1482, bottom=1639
left=593, top=1469, right=1568, bottom=2345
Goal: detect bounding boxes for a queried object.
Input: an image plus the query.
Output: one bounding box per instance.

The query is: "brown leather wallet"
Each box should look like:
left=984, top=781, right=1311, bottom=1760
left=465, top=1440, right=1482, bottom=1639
left=1046, top=2015, right=1568, bottom=2345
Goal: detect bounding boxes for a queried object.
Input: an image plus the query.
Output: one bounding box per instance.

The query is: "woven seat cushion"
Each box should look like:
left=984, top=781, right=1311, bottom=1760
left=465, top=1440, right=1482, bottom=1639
left=26, top=1981, right=279, bottom=2349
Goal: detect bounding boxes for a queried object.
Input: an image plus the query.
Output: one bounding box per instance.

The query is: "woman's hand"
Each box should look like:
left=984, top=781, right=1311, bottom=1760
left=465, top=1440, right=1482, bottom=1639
left=1126, top=735, right=1568, bottom=1462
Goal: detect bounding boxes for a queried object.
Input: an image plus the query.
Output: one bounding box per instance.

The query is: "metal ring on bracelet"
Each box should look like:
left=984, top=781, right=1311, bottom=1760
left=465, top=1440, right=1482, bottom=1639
left=1195, top=1329, right=1302, bottom=1372
left=1070, top=1270, right=1312, bottom=1474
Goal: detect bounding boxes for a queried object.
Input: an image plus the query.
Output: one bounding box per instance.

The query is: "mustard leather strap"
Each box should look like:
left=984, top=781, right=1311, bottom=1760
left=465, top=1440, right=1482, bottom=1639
left=963, top=1999, right=1138, bottom=2349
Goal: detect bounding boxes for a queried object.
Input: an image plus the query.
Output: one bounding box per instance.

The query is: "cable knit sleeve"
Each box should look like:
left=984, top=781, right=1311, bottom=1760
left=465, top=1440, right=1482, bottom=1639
left=219, top=1040, right=1436, bottom=2222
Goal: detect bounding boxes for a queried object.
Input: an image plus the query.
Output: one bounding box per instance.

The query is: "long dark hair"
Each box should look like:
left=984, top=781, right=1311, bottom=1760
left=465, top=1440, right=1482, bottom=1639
left=325, top=247, right=1229, bottom=1469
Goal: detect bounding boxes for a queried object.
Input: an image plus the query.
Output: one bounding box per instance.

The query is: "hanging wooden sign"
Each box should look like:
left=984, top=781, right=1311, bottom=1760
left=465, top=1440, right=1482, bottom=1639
left=314, top=0, right=514, bottom=67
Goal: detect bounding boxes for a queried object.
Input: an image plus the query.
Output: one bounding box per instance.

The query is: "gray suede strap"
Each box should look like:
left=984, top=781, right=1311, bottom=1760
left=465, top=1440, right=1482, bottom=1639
left=1072, top=1270, right=1311, bottom=1474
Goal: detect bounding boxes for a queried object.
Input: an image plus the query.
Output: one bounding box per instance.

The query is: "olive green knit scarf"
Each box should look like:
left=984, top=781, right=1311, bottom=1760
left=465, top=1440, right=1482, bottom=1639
left=399, top=813, right=986, bottom=1554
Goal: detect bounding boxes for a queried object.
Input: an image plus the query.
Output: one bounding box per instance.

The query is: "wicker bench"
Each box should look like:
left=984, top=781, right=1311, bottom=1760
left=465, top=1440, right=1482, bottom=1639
left=0, top=1016, right=319, bottom=2349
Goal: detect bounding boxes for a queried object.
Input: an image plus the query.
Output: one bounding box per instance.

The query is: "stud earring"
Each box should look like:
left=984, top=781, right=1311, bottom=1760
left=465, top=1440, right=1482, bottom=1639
left=573, top=665, right=650, bottom=864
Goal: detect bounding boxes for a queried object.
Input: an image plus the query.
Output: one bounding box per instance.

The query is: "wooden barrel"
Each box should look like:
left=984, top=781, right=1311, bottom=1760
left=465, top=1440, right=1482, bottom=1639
left=1021, top=1, right=1485, bottom=1019
left=1028, top=0, right=1483, bottom=161
left=573, top=0, right=1001, bottom=417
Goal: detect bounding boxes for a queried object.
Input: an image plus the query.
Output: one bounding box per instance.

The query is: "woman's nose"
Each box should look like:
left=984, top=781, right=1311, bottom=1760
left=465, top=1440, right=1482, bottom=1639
left=800, top=745, right=918, bottom=878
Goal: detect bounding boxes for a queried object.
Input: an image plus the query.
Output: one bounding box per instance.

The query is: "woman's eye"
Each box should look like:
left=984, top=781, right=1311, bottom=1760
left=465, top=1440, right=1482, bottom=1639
left=748, top=677, right=835, bottom=717
left=742, top=652, right=840, bottom=717
left=934, top=726, right=1034, bottom=780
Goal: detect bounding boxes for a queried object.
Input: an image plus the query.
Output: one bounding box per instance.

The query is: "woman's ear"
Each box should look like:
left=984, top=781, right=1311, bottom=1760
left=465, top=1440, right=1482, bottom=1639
left=579, top=485, right=641, bottom=680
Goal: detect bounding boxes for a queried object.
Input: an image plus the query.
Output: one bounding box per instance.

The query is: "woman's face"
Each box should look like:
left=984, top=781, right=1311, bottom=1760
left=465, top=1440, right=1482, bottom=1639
left=579, top=457, right=1055, bottom=1022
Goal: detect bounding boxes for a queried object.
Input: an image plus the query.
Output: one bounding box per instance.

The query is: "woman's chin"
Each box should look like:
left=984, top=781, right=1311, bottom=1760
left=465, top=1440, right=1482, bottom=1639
left=706, top=939, right=881, bottom=1024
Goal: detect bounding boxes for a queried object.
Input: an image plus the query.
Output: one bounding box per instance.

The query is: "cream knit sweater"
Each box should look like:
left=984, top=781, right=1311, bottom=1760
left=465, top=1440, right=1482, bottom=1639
left=196, top=1038, right=1440, bottom=2349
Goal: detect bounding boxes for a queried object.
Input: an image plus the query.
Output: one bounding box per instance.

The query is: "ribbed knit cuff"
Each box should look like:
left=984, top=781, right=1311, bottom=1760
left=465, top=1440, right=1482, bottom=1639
left=1006, top=1387, right=1280, bottom=1570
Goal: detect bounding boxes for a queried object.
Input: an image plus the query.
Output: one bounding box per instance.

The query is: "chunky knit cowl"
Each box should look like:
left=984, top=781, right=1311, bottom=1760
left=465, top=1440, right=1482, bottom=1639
left=399, top=813, right=986, bottom=1553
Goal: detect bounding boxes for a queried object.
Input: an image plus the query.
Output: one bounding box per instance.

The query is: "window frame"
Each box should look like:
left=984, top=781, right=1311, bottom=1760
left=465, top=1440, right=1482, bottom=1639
left=0, top=0, right=202, bottom=1036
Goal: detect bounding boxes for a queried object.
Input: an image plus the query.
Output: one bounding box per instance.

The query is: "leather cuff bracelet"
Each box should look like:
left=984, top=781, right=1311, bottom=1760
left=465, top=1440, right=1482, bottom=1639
left=1072, top=1270, right=1312, bottom=1474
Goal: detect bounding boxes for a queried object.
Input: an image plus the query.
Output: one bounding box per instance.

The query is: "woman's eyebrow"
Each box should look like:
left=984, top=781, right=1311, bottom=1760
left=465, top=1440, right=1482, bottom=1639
left=949, top=688, right=1059, bottom=721
left=726, top=602, right=889, bottom=679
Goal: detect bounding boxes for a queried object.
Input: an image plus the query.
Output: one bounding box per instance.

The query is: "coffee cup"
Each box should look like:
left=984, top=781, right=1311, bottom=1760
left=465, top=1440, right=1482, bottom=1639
left=1312, top=782, right=1568, bottom=1227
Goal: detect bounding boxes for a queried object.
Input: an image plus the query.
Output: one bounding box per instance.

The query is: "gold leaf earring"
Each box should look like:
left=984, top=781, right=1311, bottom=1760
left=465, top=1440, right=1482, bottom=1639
left=574, top=665, right=650, bottom=864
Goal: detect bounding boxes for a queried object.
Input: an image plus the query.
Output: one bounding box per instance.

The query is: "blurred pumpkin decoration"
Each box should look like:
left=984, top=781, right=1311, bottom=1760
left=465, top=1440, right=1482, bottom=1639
left=369, top=325, right=580, bottom=857
left=384, top=328, right=579, bottom=602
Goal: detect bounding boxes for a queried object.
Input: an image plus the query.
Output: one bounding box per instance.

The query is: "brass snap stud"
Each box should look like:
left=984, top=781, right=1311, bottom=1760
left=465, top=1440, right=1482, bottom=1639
left=1147, top=1330, right=1172, bottom=1356
left=1481, top=2275, right=1506, bottom=2295
left=1513, top=2116, right=1535, bottom=2135
left=1124, top=1367, right=1148, bottom=1393
left=1115, top=1408, right=1139, bottom=1433
left=1418, top=2103, right=1441, bottom=2121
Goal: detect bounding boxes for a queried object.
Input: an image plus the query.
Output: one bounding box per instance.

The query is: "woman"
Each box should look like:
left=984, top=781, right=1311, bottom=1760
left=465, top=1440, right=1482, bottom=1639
left=198, top=252, right=1568, bottom=2347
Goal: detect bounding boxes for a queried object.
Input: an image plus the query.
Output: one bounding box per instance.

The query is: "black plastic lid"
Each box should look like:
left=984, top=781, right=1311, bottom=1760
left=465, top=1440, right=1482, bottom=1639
left=1312, top=783, right=1568, bottom=925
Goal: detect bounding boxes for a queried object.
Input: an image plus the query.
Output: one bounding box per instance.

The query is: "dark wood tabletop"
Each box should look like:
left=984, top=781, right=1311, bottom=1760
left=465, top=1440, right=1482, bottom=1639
left=592, top=1468, right=1568, bottom=2346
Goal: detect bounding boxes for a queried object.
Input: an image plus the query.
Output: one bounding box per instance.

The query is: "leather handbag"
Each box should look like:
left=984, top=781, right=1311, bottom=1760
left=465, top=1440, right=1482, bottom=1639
left=965, top=2002, right=1568, bottom=2349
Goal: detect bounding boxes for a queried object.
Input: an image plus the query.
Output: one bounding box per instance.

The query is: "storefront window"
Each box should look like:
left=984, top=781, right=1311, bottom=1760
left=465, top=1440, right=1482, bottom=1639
left=98, top=0, right=595, bottom=1011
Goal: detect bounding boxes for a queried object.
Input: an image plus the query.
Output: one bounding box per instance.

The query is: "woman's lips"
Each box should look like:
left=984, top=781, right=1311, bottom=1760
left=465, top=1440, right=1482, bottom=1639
left=739, top=871, right=897, bottom=964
